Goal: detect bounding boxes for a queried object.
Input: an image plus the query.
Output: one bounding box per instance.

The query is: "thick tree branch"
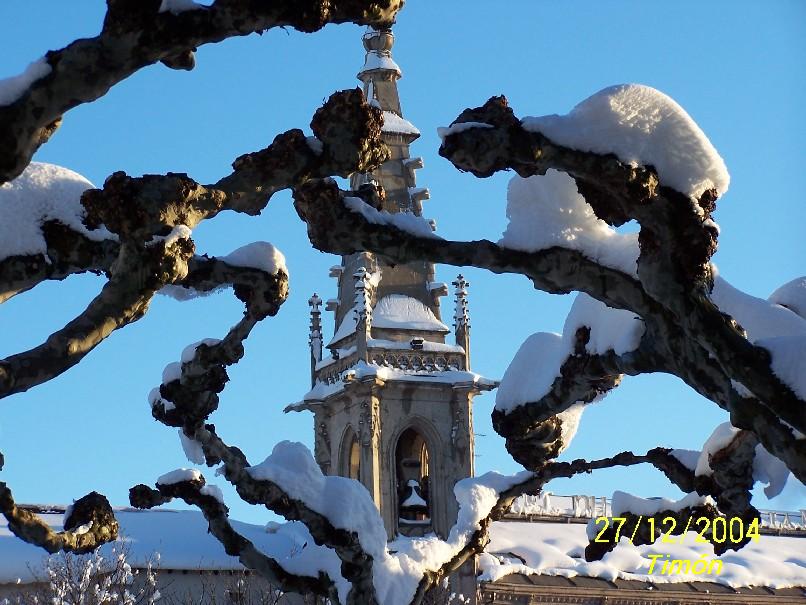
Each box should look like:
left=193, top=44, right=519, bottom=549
left=1, top=90, right=386, bottom=404
left=0, top=222, right=118, bottom=304
left=147, top=267, right=379, bottom=604
left=292, top=179, right=806, bottom=482
left=293, top=178, right=656, bottom=317
left=436, top=96, right=805, bottom=441
left=0, top=0, right=402, bottom=183
left=412, top=449, right=688, bottom=601
left=0, top=236, right=194, bottom=399
left=0, top=455, right=118, bottom=555
left=130, top=476, right=338, bottom=601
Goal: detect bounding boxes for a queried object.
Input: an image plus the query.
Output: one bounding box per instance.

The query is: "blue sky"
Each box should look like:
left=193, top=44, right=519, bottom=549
left=0, top=1, right=804, bottom=525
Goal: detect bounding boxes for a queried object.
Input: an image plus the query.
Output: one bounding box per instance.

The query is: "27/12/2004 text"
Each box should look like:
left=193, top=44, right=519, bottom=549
left=592, top=515, right=761, bottom=545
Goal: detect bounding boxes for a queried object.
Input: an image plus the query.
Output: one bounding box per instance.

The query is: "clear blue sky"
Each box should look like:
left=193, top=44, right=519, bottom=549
left=0, top=1, right=804, bottom=525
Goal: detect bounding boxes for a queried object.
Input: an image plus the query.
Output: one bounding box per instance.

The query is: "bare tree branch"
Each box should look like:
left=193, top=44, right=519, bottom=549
left=0, top=0, right=402, bottom=183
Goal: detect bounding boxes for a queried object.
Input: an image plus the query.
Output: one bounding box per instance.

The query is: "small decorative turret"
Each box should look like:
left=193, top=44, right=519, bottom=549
left=452, top=275, right=471, bottom=370
left=308, top=293, right=323, bottom=385
left=353, top=267, right=374, bottom=356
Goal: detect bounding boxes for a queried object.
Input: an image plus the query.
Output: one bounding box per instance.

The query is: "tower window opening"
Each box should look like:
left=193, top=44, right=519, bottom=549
left=348, top=436, right=361, bottom=481
left=396, top=428, right=430, bottom=523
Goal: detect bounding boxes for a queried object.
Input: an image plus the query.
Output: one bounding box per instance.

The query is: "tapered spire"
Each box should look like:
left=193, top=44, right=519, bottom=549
left=308, top=293, right=323, bottom=386
left=452, top=275, right=471, bottom=369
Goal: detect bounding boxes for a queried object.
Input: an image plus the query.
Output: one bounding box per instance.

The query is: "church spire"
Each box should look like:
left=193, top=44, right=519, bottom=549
left=452, top=275, right=471, bottom=370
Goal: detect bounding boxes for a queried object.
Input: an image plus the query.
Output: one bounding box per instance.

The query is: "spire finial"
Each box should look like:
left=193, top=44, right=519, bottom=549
left=452, top=275, right=471, bottom=370
left=358, top=27, right=401, bottom=83
left=308, top=293, right=323, bottom=385
left=452, top=275, right=470, bottom=329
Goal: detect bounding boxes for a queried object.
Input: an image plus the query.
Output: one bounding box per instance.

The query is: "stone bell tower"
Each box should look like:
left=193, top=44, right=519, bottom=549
left=290, top=28, right=494, bottom=546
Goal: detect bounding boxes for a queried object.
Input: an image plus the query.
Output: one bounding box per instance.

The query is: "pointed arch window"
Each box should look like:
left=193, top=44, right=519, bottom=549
left=396, top=428, right=430, bottom=523
left=348, top=437, right=361, bottom=481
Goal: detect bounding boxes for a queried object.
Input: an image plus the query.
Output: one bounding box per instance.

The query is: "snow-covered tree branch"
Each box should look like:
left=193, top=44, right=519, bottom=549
left=1, top=4, right=804, bottom=605
left=293, top=91, right=805, bottom=489
left=0, top=0, right=402, bottom=184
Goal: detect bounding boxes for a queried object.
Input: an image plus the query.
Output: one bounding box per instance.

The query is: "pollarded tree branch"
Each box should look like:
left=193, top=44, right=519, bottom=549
left=585, top=431, right=761, bottom=561
left=0, top=0, right=402, bottom=183
left=290, top=179, right=806, bottom=482
left=0, top=453, right=118, bottom=555
left=0, top=222, right=118, bottom=304
left=436, top=96, right=805, bottom=441
left=0, top=236, right=195, bottom=399
left=146, top=267, right=380, bottom=604
left=412, top=448, right=696, bottom=601
left=0, top=89, right=387, bottom=403
left=292, top=178, right=657, bottom=318
left=129, top=475, right=339, bottom=601
left=80, top=89, right=387, bottom=240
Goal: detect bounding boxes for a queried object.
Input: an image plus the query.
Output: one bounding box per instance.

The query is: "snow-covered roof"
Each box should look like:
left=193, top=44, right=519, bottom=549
left=482, top=520, right=806, bottom=590
left=381, top=111, right=420, bottom=136
left=373, top=294, right=449, bottom=333
left=300, top=361, right=496, bottom=404
left=359, top=52, right=401, bottom=76
left=0, top=508, right=336, bottom=585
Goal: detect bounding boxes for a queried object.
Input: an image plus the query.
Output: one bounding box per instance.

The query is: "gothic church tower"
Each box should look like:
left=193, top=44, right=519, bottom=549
left=294, top=29, right=494, bottom=543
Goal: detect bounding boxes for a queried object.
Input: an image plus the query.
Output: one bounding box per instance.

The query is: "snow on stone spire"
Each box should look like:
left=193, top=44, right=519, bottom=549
left=452, top=275, right=471, bottom=369
left=308, top=293, right=323, bottom=384
left=452, top=274, right=470, bottom=328
left=353, top=267, right=375, bottom=355
left=359, top=28, right=401, bottom=77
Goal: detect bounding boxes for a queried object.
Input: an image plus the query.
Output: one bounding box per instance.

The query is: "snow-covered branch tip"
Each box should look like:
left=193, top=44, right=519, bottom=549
left=0, top=0, right=402, bottom=183
left=438, top=90, right=721, bottom=292
left=129, top=470, right=338, bottom=600
left=1, top=88, right=385, bottom=403
left=150, top=256, right=289, bottom=431
left=0, top=480, right=118, bottom=555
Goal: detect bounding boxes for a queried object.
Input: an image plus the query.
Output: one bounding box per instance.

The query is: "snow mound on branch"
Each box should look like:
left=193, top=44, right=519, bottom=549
left=156, top=468, right=202, bottom=486
left=0, top=58, right=51, bottom=106
left=344, top=196, right=438, bottom=239
left=159, top=0, right=205, bottom=14
left=502, top=170, right=639, bottom=276
left=522, top=84, right=729, bottom=199
left=753, top=444, right=791, bottom=499
left=609, top=491, right=714, bottom=518
left=769, top=276, right=806, bottom=319
left=496, top=294, right=643, bottom=415
left=564, top=293, right=644, bottom=356
left=178, top=429, right=205, bottom=465
left=711, top=273, right=806, bottom=399
left=695, top=423, right=741, bottom=476
left=496, top=332, right=565, bottom=413
left=220, top=241, right=287, bottom=275
left=247, top=442, right=388, bottom=559
left=180, top=338, right=222, bottom=363
left=692, top=422, right=791, bottom=497
left=0, top=162, right=114, bottom=261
